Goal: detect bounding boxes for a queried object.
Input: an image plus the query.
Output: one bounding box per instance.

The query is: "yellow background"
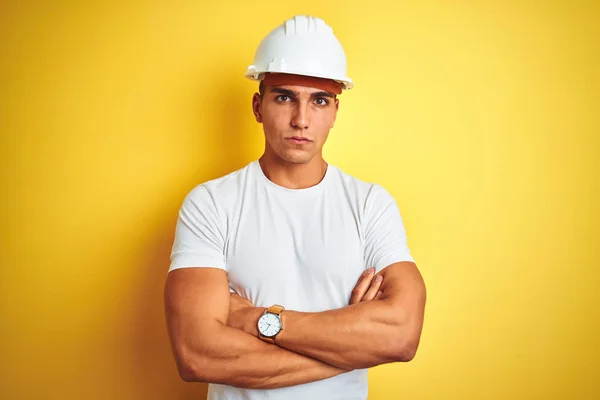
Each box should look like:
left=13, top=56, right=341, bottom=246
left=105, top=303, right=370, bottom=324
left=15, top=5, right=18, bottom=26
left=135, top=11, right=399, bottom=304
left=1, top=1, right=598, bottom=399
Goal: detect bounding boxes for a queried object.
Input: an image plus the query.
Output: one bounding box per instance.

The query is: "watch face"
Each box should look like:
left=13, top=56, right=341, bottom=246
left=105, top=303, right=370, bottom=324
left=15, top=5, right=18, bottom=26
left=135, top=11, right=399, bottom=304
left=258, top=313, right=282, bottom=337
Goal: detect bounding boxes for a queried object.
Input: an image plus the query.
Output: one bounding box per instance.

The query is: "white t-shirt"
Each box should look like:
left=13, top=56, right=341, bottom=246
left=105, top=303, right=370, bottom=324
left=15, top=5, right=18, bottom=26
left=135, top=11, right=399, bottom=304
left=169, top=160, right=414, bottom=400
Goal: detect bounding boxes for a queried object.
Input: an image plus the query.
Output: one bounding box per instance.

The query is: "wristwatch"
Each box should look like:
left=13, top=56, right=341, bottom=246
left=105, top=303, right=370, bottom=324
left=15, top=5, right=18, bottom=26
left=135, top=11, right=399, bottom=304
left=257, top=304, right=285, bottom=343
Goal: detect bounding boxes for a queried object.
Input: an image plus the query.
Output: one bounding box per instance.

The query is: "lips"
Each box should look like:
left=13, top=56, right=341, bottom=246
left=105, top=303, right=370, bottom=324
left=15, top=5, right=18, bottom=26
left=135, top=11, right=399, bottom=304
left=286, top=136, right=312, bottom=143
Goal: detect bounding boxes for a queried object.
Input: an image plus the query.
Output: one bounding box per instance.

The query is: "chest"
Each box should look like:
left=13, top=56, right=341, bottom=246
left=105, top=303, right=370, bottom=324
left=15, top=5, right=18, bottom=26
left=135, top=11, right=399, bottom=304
left=225, top=194, right=366, bottom=311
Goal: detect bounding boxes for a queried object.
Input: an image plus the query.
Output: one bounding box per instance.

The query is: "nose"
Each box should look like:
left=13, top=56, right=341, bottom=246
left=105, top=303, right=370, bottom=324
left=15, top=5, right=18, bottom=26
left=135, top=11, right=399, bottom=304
left=291, top=102, right=310, bottom=130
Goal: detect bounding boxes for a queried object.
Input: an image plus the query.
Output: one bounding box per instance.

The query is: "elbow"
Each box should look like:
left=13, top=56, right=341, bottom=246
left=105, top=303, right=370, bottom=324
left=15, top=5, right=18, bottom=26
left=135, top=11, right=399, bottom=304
left=179, top=366, right=198, bottom=383
left=179, top=361, right=266, bottom=389
left=177, top=358, right=202, bottom=383
left=393, top=337, right=420, bottom=362
left=179, top=359, right=215, bottom=383
left=385, top=323, right=421, bottom=363
left=389, top=312, right=425, bottom=362
left=397, top=341, right=419, bottom=362
left=175, top=348, right=212, bottom=383
left=177, top=349, right=261, bottom=388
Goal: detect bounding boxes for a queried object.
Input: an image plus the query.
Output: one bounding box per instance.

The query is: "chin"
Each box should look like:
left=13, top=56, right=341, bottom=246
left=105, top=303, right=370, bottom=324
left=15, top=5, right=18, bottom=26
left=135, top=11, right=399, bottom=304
left=279, top=151, right=314, bottom=165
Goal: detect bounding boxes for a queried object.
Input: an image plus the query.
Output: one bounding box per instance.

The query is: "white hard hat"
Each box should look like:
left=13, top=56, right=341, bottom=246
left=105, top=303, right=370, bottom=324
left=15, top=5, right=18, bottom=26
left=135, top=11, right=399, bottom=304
left=245, top=15, right=354, bottom=90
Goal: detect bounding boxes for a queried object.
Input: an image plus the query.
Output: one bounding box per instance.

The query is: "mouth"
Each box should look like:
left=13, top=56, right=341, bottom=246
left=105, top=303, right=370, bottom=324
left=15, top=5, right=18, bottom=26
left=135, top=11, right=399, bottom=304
left=286, top=136, right=312, bottom=145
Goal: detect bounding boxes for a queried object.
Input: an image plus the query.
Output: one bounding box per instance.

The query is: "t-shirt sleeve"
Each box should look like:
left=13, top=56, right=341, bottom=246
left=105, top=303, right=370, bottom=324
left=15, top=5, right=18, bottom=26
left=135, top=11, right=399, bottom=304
left=363, top=184, right=415, bottom=273
left=168, top=184, right=227, bottom=272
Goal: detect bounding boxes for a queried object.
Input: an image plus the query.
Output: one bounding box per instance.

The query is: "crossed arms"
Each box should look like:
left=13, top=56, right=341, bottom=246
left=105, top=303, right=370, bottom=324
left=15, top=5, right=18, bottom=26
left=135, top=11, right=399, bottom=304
left=164, top=261, right=426, bottom=389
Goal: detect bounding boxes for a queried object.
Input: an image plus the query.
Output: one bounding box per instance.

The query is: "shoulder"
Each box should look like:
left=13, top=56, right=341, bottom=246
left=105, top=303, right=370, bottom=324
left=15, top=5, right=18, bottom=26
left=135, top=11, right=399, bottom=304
left=329, top=165, right=393, bottom=206
left=329, top=164, right=374, bottom=194
left=183, top=162, right=252, bottom=205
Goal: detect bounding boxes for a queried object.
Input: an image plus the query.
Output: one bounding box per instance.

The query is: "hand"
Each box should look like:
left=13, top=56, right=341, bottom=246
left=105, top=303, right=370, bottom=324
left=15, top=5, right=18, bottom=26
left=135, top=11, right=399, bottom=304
left=350, top=267, right=383, bottom=305
left=227, top=292, right=264, bottom=336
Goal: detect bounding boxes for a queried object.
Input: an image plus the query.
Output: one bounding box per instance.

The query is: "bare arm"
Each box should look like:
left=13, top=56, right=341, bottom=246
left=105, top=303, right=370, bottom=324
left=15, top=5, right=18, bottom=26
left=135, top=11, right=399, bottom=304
left=279, top=262, right=426, bottom=369
left=164, top=267, right=349, bottom=389
left=230, top=261, right=426, bottom=370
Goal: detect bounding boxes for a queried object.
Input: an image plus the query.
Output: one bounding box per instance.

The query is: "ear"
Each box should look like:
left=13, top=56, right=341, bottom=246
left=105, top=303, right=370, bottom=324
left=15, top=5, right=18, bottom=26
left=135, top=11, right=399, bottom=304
left=252, top=93, right=263, bottom=123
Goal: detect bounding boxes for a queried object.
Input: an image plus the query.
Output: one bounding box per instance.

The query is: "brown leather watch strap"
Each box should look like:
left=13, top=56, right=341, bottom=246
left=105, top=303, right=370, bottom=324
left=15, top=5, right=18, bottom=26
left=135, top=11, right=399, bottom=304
left=267, top=304, right=285, bottom=315
left=261, top=335, right=275, bottom=344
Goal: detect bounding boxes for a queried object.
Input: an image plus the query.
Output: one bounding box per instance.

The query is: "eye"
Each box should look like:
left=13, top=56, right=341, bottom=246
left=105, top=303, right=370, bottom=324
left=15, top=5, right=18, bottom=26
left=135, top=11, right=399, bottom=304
left=276, top=95, right=292, bottom=102
left=314, top=97, right=329, bottom=106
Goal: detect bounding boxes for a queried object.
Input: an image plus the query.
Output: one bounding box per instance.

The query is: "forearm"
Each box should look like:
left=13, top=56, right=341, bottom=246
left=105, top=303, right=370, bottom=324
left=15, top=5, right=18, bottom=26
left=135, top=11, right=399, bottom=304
left=276, top=300, right=407, bottom=369
left=182, top=321, right=349, bottom=389
left=274, top=262, right=425, bottom=370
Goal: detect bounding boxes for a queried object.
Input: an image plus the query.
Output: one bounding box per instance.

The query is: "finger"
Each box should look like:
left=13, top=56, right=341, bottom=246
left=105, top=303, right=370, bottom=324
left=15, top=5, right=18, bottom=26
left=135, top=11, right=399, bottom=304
left=374, top=290, right=383, bottom=300
left=350, top=267, right=375, bottom=303
left=350, top=269, right=372, bottom=304
left=362, top=274, right=383, bottom=301
left=350, top=267, right=375, bottom=304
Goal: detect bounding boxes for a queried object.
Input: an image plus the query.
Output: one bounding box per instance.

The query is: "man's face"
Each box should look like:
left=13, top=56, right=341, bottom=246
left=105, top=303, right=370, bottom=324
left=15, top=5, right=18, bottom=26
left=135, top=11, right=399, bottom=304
left=252, top=84, right=339, bottom=164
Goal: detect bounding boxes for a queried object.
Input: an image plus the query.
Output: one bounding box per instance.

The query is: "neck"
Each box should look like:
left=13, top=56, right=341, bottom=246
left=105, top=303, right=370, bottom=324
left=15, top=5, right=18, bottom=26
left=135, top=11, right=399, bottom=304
left=258, top=154, right=328, bottom=190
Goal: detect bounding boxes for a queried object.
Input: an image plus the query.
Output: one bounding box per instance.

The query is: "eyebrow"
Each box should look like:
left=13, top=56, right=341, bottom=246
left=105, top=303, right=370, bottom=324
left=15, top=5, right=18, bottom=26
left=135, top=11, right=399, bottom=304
left=270, top=87, right=336, bottom=99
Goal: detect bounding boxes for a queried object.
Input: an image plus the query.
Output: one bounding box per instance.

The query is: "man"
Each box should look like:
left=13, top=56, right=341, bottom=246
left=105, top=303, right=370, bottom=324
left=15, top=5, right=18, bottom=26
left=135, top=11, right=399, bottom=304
left=164, top=15, right=426, bottom=400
